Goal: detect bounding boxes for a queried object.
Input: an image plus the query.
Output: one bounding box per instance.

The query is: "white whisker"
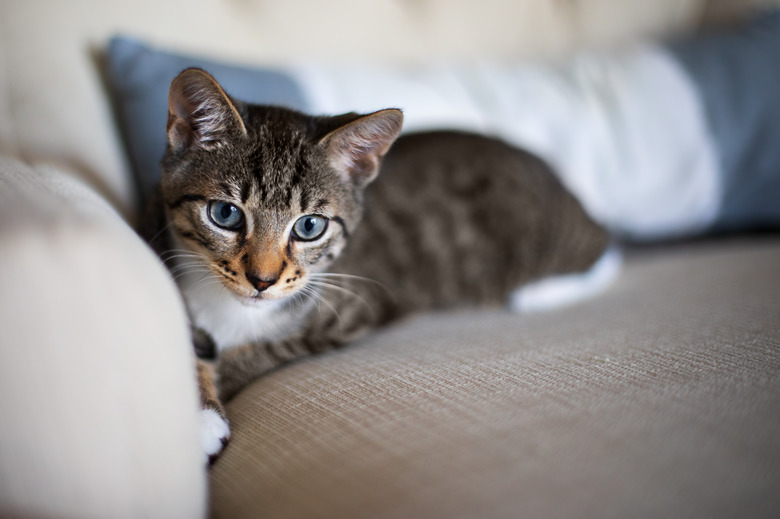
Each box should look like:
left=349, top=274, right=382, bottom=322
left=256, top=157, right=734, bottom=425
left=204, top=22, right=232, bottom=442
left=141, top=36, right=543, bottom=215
left=171, top=267, right=211, bottom=279
left=162, top=253, right=207, bottom=265
left=300, top=285, right=341, bottom=323
left=147, top=221, right=174, bottom=246
left=306, top=279, right=375, bottom=318
left=161, top=248, right=210, bottom=257
left=308, top=273, right=393, bottom=300
left=187, top=275, right=225, bottom=296
left=161, top=248, right=210, bottom=260
left=309, top=272, right=381, bottom=285
left=169, top=260, right=206, bottom=272
left=173, top=270, right=212, bottom=283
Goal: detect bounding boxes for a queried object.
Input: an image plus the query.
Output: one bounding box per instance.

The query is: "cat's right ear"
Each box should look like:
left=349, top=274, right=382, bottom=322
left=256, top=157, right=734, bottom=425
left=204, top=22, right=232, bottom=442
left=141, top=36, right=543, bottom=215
left=319, top=109, right=403, bottom=188
left=167, top=68, right=247, bottom=152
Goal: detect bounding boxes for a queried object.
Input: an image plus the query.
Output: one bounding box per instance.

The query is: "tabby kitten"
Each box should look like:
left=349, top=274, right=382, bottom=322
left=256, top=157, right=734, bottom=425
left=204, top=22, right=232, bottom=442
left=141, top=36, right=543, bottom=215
left=145, top=68, right=611, bottom=460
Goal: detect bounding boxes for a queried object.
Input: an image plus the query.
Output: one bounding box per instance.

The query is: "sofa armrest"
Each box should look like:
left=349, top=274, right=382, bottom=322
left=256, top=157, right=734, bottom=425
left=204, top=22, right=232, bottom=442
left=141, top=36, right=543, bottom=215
left=0, top=158, right=205, bottom=518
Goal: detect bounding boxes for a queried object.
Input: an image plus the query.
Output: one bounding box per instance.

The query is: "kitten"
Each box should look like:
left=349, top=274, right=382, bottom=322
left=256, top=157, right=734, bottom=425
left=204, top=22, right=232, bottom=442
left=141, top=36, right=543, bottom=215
left=144, top=68, right=615, bottom=461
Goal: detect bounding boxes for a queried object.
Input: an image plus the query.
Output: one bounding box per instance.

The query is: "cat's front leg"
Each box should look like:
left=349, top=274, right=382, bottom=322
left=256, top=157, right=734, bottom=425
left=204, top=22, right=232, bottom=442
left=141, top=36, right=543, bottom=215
left=197, top=359, right=230, bottom=463
left=216, top=339, right=300, bottom=401
left=217, top=300, right=378, bottom=400
left=217, top=330, right=344, bottom=401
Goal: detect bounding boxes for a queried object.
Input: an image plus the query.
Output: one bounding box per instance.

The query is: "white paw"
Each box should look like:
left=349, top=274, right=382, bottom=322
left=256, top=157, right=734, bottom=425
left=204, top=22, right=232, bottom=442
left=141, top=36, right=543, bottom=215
left=200, top=408, right=230, bottom=463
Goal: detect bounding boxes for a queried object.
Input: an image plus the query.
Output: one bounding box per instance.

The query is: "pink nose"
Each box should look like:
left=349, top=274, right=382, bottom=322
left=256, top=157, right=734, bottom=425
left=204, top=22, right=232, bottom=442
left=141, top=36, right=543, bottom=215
left=246, top=274, right=277, bottom=292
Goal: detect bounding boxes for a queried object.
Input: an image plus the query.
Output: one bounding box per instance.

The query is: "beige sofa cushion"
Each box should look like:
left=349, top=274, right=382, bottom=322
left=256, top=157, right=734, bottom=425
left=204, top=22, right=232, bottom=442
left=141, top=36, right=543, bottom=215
left=210, top=238, right=780, bottom=518
left=0, top=158, right=205, bottom=518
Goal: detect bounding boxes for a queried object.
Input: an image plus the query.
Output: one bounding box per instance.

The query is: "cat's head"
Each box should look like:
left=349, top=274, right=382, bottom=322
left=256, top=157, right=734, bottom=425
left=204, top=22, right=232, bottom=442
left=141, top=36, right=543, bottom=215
left=160, top=68, right=402, bottom=305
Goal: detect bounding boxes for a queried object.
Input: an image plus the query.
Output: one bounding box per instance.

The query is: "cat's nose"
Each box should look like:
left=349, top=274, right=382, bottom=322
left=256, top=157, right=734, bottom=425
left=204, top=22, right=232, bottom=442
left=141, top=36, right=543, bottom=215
left=246, top=273, right=277, bottom=292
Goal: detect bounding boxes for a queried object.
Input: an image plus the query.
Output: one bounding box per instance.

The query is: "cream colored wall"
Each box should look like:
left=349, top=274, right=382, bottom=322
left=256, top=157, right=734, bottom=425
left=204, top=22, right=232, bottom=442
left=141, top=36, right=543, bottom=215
left=171, top=0, right=705, bottom=63
left=0, top=0, right=764, bottom=217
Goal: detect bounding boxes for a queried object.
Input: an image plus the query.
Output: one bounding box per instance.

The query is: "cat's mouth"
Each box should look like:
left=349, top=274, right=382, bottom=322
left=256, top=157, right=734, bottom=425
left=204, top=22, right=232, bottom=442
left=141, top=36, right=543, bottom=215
left=227, top=288, right=277, bottom=307
left=240, top=294, right=273, bottom=306
left=214, top=268, right=305, bottom=306
left=230, top=283, right=299, bottom=306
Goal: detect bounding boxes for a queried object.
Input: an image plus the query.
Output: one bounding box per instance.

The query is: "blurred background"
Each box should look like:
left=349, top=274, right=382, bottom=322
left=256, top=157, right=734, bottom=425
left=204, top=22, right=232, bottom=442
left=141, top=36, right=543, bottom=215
left=1, top=0, right=777, bottom=221
left=5, top=0, right=779, bottom=239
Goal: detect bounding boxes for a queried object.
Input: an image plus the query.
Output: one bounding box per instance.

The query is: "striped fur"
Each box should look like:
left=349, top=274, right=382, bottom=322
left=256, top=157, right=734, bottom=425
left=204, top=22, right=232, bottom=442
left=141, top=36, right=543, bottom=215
left=144, top=69, right=609, bottom=428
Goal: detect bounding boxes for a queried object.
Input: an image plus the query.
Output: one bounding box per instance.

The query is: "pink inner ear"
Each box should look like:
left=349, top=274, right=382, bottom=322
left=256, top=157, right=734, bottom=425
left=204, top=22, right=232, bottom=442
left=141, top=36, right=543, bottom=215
left=325, top=109, right=403, bottom=185
left=166, top=69, right=246, bottom=151
left=167, top=116, right=196, bottom=150
left=334, top=138, right=380, bottom=179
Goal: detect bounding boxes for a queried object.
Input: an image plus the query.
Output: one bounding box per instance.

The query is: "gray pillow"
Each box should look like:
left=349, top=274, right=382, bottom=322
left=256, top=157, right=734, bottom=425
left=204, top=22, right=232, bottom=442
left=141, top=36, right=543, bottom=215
left=666, top=9, right=780, bottom=233
left=105, top=36, right=309, bottom=205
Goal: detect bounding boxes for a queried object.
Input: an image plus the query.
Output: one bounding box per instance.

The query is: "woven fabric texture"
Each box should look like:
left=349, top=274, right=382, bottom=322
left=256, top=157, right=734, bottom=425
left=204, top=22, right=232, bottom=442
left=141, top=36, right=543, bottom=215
left=210, top=238, right=780, bottom=519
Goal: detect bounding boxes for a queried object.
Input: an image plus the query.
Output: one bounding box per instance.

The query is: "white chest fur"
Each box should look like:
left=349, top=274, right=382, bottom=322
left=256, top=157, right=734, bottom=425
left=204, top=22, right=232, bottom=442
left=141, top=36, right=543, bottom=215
left=169, top=238, right=304, bottom=352
left=177, top=270, right=302, bottom=351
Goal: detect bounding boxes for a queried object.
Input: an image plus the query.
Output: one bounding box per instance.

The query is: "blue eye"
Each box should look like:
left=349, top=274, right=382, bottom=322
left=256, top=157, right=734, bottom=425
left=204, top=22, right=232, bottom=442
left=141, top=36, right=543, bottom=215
left=208, top=201, right=244, bottom=230
left=293, top=215, right=328, bottom=241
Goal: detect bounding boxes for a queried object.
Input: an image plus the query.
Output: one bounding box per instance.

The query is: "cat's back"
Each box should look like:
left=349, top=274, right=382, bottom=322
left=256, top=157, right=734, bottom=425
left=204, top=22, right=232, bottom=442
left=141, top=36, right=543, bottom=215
left=377, top=130, right=545, bottom=193
left=368, top=131, right=561, bottom=225
left=337, top=131, right=609, bottom=312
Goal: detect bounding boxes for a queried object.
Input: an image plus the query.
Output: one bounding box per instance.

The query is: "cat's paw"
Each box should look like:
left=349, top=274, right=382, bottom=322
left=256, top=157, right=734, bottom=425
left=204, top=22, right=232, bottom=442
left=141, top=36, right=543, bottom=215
left=200, top=407, right=230, bottom=464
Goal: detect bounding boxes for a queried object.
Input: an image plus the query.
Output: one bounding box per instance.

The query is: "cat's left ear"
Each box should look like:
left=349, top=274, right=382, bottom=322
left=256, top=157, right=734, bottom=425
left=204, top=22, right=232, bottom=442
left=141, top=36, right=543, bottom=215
left=320, top=109, right=403, bottom=187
